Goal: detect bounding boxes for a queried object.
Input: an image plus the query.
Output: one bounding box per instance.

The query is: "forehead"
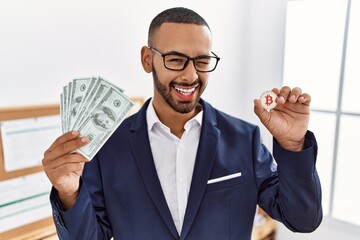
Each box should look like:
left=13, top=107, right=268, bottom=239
left=152, top=23, right=213, bottom=53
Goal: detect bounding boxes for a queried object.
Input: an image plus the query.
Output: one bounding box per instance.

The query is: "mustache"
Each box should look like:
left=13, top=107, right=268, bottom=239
left=171, top=80, right=200, bottom=87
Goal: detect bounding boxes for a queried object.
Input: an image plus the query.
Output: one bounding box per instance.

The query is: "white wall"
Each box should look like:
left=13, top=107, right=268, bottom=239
left=0, top=0, right=285, bottom=129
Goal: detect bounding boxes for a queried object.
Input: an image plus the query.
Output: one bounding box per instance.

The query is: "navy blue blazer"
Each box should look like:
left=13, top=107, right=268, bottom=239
left=50, top=98, right=322, bottom=240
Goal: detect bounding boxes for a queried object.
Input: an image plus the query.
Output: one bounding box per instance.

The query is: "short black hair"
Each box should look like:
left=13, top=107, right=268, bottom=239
left=148, top=7, right=210, bottom=46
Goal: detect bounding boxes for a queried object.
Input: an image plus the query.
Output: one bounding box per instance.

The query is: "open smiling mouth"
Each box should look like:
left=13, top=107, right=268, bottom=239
left=173, top=84, right=199, bottom=96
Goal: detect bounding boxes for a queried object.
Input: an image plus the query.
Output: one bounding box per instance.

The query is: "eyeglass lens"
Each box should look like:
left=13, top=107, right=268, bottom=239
left=164, top=55, right=217, bottom=72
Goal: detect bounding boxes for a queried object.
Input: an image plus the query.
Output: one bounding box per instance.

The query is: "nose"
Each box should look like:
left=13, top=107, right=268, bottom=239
left=180, top=60, right=199, bottom=82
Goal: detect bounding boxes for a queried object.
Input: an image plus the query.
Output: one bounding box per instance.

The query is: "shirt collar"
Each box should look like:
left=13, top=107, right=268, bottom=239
left=146, top=99, right=203, bottom=132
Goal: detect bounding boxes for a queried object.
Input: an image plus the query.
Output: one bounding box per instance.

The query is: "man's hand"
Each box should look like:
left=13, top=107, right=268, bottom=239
left=254, top=86, right=311, bottom=151
left=42, top=131, right=90, bottom=210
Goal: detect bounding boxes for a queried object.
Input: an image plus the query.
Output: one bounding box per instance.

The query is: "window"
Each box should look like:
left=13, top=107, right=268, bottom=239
left=283, top=0, right=360, bottom=226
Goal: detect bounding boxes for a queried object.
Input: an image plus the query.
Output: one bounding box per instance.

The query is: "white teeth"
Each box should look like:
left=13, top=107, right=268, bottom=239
left=174, top=86, right=196, bottom=95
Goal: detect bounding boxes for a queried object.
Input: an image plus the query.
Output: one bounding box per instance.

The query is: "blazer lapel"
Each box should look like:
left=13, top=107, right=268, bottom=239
left=128, top=100, right=179, bottom=239
left=180, top=100, right=220, bottom=239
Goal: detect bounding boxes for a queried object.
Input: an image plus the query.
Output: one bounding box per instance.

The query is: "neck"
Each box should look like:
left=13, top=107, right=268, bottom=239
left=152, top=99, right=201, bottom=138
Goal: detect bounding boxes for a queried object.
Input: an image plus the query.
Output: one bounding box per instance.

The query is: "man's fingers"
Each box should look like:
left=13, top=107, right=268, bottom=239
left=46, top=131, right=80, bottom=153
left=276, top=86, right=291, bottom=104
left=43, top=136, right=90, bottom=165
left=51, top=162, right=85, bottom=181
left=44, top=152, right=88, bottom=170
left=57, top=136, right=89, bottom=156
left=74, top=163, right=86, bottom=176
left=271, top=87, right=280, bottom=95
left=253, top=99, right=270, bottom=125
left=273, top=86, right=309, bottom=105
left=42, top=136, right=90, bottom=167
left=288, top=87, right=302, bottom=103
left=299, top=93, right=311, bottom=105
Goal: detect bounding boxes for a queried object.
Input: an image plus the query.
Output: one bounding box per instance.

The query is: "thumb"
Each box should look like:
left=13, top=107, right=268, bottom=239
left=253, top=99, right=270, bottom=125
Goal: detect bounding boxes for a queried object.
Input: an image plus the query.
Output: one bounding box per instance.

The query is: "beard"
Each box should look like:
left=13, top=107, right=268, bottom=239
left=152, top=65, right=203, bottom=114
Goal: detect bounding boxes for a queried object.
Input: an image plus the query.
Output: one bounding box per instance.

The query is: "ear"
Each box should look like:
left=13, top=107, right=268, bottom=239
left=141, top=46, right=153, bottom=73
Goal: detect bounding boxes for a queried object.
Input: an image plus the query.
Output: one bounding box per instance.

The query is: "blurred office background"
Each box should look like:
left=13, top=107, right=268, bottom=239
left=0, top=0, right=359, bottom=239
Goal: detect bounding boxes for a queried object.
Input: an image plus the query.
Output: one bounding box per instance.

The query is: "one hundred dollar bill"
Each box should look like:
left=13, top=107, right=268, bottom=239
left=73, top=77, right=124, bottom=130
left=62, top=84, right=69, bottom=132
left=60, top=93, right=65, bottom=133
left=77, top=86, right=134, bottom=159
left=66, top=82, right=73, bottom=132
left=73, top=80, right=109, bottom=130
left=68, top=77, right=97, bottom=130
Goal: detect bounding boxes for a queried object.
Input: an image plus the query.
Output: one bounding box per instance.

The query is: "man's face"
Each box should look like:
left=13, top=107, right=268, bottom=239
left=150, top=23, right=213, bottom=114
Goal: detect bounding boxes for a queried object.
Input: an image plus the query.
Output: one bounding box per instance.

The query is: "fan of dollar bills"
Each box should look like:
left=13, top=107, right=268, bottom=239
left=60, top=76, right=134, bottom=160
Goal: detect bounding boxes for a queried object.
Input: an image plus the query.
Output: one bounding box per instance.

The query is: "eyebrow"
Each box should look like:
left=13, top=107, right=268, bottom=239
left=163, top=50, right=188, bottom=57
left=164, top=50, right=212, bottom=58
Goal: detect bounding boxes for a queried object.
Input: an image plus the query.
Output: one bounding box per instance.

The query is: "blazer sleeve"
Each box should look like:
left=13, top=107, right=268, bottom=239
left=49, top=154, right=112, bottom=240
left=255, top=129, right=323, bottom=232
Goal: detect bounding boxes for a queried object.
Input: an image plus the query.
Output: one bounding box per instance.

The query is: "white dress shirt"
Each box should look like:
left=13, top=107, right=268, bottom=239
left=146, top=100, right=202, bottom=234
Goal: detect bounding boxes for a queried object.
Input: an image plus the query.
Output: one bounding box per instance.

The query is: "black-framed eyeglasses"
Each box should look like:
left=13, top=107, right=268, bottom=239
left=149, top=47, right=220, bottom=73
